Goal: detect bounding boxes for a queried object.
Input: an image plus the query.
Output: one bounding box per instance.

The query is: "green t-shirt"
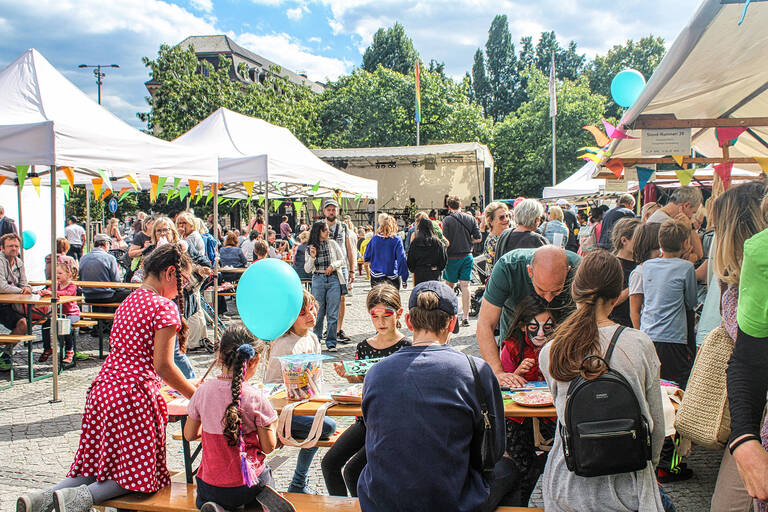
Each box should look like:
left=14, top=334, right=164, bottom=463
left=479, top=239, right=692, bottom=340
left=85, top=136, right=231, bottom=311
left=483, top=248, right=581, bottom=344
left=737, top=229, right=768, bottom=338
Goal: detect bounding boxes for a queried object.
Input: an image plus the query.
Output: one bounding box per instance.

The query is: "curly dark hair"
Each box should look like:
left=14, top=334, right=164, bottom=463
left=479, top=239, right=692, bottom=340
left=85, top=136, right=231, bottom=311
left=142, top=243, right=192, bottom=351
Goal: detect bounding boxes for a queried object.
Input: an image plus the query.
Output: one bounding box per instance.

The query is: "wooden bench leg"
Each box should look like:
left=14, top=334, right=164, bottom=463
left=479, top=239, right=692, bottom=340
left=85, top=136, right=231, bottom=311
left=0, top=345, right=14, bottom=390
left=98, top=320, right=105, bottom=359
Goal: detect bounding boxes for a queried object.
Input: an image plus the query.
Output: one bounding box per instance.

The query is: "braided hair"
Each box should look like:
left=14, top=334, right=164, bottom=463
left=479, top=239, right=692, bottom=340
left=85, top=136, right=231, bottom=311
left=220, top=322, right=266, bottom=446
left=143, top=243, right=192, bottom=351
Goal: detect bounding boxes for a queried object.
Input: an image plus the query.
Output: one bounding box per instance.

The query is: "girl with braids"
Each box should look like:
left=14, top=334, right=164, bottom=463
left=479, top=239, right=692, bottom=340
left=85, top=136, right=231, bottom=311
left=538, top=250, right=666, bottom=512
left=18, top=244, right=197, bottom=512
left=183, top=323, right=294, bottom=512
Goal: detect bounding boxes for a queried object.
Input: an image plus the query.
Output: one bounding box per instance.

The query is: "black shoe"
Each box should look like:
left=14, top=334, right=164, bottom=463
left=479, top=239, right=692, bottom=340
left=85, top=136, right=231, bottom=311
left=656, top=465, right=693, bottom=483
left=461, top=319, right=470, bottom=327
left=337, top=330, right=351, bottom=343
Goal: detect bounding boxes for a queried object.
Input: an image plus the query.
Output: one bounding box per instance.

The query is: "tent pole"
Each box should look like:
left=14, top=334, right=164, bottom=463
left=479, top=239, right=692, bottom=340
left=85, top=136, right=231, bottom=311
left=17, top=171, right=24, bottom=261
left=264, top=178, right=269, bottom=236
left=213, top=185, right=219, bottom=349
left=85, top=190, right=91, bottom=250
left=50, top=166, right=60, bottom=403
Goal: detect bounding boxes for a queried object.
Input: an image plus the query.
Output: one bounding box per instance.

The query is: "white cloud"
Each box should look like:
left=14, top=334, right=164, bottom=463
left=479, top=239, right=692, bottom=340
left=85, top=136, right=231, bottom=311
left=286, top=7, right=304, bottom=20
left=190, top=0, right=213, bottom=13
left=308, top=36, right=322, bottom=43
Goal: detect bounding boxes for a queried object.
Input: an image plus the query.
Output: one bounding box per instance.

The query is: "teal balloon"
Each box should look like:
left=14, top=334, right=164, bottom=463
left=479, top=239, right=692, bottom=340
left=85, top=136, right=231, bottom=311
left=21, top=231, right=36, bottom=250
left=610, top=69, right=646, bottom=108
left=236, top=258, right=303, bottom=340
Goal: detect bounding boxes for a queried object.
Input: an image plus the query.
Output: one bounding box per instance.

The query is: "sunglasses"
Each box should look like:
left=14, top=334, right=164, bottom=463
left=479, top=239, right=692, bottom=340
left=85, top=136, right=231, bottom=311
left=526, top=318, right=555, bottom=336
left=370, top=308, right=396, bottom=318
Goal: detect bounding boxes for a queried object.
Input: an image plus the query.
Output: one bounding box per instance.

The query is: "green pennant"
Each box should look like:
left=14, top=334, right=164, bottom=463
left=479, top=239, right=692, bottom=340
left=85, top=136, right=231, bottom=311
left=217, top=196, right=226, bottom=205
left=293, top=201, right=303, bottom=215
left=165, top=190, right=178, bottom=204
left=272, top=198, right=282, bottom=211
left=231, top=199, right=242, bottom=206
left=312, top=181, right=320, bottom=192
left=178, top=186, right=190, bottom=201
left=172, top=177, right=181, bottom=191
left=59, top=179, right=70, bottom=200
left=96, top=169, right=113, bottom=190
left=156, top=176, right=168, bottom=194
left=119, top=190, right=131, bottom=202
left=257, top=195, right=264, bottom=206
left=312, top=198, right=322, bottom=212
left=16, top=165, right=28, bottom=190
left=205, top=191, right=213, bottom=205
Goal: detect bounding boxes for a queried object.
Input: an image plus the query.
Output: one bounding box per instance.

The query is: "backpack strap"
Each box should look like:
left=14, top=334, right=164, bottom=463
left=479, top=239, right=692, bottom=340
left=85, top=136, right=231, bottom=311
left=465, top=354, right=491, bottom=428
left=604, top=325, right=627, bottom=366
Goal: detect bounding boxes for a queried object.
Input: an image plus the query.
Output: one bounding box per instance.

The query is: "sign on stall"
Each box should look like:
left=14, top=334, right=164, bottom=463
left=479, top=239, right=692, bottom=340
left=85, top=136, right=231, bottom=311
left=641, top=128, right=692, bottom=156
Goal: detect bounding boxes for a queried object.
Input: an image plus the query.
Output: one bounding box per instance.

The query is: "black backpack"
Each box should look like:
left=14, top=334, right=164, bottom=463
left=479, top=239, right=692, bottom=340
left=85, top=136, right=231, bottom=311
left=560, top=326, right=653, bottom=477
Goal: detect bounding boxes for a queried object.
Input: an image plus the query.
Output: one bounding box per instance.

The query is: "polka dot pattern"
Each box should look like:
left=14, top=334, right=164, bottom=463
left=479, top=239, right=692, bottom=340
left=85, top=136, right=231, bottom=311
left=66, top=288, right=182, bottom=493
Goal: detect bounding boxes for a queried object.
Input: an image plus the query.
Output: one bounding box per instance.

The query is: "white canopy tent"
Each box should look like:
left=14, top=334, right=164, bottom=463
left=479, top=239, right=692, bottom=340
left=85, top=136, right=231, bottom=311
left=173, top=108, right=378, bottom=199
left=605, top=0, right=768, bottom=174
left=542, top=162, right=605, bottom=199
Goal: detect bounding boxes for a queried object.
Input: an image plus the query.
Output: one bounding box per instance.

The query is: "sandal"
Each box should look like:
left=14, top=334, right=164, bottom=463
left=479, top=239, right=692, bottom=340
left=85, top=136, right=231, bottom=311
left=38, top=349, right=52, bottom=363
left=62, top=351, right=75, bottom=364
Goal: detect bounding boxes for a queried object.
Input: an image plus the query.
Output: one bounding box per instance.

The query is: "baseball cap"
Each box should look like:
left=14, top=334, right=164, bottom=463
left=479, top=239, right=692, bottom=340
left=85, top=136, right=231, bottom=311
left=323, top=199, right=339, bottom=209
left=94, top=233, right=111, bottom=244
left=408, top=281, right=460, bottom=334
left=556, top=199, right=568, bottom=206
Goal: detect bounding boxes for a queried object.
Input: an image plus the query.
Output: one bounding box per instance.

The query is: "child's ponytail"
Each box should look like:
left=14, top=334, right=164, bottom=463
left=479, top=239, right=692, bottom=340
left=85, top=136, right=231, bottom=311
left=223, top=344, right=253, bottom=446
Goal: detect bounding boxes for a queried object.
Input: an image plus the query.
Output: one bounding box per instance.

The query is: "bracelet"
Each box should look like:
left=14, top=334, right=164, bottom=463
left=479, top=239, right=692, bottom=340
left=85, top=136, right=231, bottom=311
left=729, top=434, right=762, bottom=454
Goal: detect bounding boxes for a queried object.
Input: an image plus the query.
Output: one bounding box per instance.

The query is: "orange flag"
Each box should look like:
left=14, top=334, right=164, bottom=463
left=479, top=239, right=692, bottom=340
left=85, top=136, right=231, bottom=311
left=583, top=125, right=610, bottom=147
left=0, top=176, right=6, bottom=187
left=604, top=158, right=624, bottom=179
left=189, top=179, right=199, bottom=198
left=150, top=175, right=159, bottom=202
left=92, top=178, right=103, bottom=200
left=100, top=188, right=111, bottom=201
left=61, top=166, right=75, bottom=187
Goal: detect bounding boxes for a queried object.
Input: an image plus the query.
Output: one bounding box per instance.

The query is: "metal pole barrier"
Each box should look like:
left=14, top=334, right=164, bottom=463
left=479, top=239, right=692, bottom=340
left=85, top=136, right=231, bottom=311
left=50, top=166, right=60, bottom=402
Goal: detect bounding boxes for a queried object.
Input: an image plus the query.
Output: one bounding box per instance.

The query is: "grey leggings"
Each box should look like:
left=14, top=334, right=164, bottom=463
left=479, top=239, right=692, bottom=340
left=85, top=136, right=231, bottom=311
left=52, top=476, right=128, bottom=503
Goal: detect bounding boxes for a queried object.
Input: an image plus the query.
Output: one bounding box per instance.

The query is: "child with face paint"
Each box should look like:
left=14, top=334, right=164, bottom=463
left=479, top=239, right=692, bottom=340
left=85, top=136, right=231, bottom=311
left=500, top=294, right=555, bottom=388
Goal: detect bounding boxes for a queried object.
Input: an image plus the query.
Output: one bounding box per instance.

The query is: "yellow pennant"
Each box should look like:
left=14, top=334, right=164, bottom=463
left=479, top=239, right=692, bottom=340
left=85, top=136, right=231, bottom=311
left=671, top=155, right=686, bottom=168
left=61, top=166, right=75, bottom=187
left=126, top=174, right=140, bottom=191
left=754, top=156, right=768, bottom=176
left=92, top=178, right=103, bottom=200
left=30, top=176, right=42, bottom=197
left=675, top=169, right=695, bottom=187
left=243, top=181, right=254, bottom=199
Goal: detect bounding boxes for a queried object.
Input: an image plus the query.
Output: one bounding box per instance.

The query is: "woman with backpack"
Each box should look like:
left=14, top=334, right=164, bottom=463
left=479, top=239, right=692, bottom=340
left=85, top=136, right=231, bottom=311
left=407, top=217, right=447, bottom=285
left=538, top=250, right=666, bottom=511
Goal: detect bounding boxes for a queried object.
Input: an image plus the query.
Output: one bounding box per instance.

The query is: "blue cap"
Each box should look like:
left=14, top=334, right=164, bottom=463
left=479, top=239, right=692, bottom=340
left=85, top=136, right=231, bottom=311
left=409, top=281, right=460, bottom=333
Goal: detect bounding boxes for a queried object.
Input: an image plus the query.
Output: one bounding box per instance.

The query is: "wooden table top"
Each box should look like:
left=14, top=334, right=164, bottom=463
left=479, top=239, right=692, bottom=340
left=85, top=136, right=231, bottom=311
left=0, top=293, right=83, bottom=305
left=30, top=280, right=141, bottom=289
left=219, top=266, right=246, bottom=273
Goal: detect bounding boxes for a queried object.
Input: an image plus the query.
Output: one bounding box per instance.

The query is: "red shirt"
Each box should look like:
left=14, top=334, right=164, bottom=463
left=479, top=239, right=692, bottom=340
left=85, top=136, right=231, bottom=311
left=500, top=337, right=543, bottom=382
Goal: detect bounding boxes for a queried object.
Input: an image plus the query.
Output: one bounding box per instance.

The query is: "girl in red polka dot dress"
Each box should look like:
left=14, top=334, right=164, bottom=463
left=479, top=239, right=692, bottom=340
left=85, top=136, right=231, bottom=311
left=17, top=244, right=198, bottom=512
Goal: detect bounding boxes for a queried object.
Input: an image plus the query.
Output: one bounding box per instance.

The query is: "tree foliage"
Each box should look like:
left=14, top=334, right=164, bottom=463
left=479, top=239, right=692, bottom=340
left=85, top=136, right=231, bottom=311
left=471, top=49, right=491, bottom=116
left=484, top=15, right=518, bottom=121
left=362, top=22, right=421, bottom=75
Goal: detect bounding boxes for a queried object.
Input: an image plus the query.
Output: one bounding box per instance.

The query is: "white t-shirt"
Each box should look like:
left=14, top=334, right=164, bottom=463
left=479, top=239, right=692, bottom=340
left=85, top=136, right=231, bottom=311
left=628, top=264, right=644, bottom=296
left=65, top=223, right=85, bottom=246
left=264, top=330, right=322, bottom=383
left=646, top=209, right=672, bottom=225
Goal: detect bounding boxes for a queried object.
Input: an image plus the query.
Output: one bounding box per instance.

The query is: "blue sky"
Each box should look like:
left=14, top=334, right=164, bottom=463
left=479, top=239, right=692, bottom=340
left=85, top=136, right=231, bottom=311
left=0, top=0, right=702, bottom=129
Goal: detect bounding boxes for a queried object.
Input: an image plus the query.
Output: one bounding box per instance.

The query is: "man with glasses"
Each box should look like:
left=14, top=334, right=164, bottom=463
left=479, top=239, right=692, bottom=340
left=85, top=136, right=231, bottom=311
left=477, top=245, right=580, bottom=387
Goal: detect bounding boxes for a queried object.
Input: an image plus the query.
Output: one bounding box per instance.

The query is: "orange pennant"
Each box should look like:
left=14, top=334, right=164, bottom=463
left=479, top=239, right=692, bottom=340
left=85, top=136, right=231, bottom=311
left=100, top=188, right=111, bottom=201
left=604, top=158, right=624, bottom=179
left=583, top=125, right=610, bottom=147
left=189, top=179, right=199, bottom=198
left=150, top=175, right=159, bottom=203
left=0, top=176, right=7, bottom=187
left=61, top=166, right=75, bottom=187
left=91, top=178, right=103, bottom=200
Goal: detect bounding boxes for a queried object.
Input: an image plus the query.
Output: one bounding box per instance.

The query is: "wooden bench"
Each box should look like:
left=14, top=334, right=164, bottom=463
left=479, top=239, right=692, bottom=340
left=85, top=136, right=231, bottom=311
left=95, top=482, right=542, bottom=512
left=79, top=312, right=115, bottom=358
left=84, top=302, right=122, bottom=309
left=0, top=334, right=36, bottom=389
left=172, top=427, right=347, bottom=448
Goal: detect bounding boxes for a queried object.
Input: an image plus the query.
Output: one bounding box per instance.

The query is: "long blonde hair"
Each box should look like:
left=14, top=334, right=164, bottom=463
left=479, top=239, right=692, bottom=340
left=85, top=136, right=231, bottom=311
left=711, top=181, right=768, bottom=284
left=377, top=213, right=397, bottom=238
left=151, top=216, right=181, bottom=244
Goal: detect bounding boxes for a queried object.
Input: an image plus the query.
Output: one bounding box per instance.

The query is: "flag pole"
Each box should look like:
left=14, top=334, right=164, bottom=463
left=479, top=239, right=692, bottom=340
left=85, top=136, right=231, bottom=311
left=550, top=53, right=557, bottom=186
left=415, top=61, right=421, bottom=146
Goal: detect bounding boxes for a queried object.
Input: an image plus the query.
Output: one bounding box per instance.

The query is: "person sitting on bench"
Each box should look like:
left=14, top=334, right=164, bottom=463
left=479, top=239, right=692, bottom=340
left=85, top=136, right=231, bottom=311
left=0, top=233, right=30, bottom=371
left=78, top=234, right=131, bottom=326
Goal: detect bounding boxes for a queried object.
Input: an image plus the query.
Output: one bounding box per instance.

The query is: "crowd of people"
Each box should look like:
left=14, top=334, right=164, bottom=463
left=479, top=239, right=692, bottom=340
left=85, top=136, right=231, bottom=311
left=9, top=183, right=768, bottom=512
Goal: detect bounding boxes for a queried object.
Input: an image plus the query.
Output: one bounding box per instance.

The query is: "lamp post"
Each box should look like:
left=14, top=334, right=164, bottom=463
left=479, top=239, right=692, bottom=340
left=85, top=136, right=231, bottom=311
left=78, top=63, right=119, bottom=105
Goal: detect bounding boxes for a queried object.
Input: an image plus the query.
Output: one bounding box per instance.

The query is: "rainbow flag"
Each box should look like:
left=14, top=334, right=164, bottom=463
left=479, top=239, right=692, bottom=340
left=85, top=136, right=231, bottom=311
left=414, top=61, right=421, bottom=123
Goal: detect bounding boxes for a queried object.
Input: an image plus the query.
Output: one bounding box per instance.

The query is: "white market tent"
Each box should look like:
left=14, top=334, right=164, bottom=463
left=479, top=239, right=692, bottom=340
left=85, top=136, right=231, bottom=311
left=173, top=108, right=378, bottom=199
left=603, top=0, right=768, bottom=176
left=542, top=162, right=605, bottom=199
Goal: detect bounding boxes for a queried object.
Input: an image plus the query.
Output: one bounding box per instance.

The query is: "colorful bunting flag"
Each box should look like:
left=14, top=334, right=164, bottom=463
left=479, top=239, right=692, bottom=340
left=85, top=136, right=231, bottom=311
left=716, top=127, right=747, bottom=147
left=272, top=199, right=282, bottom=211
left=312, top=198, right=322, bottom=211
left=96, top=169, right=112, bottom=190
left=188, top=180, right=199, bottom=198
left=232, top=199, right=242, bottom=206
left=605, top=158, right=624, bottom=179
left=59, top=179, right=70, bottom=200
left=583, top=125, right=611, bottom=147
left=754, top=156, right=768, bottom=176
left=671, top=155, right=686, bottom=168
left=172, top=177, right=181, bottom=191
left=149, top=175, right=159, bottom=202
left=636, top=167, right=655, bottom=191
left=126, top=174, right=139, bottom=191
left=166, top=190, right=177, bottom=204
left=92, top=178, right=103, bottom=200
left=602, top=119, right=638, bottom=140
left=30, top=176, right=41, bottom=197
left=714, top=161, right=734, bottom=190
left=579, top=153, right=602, bottom=163
left=100, top=188, right=111, bottom=201
left=0, top=176, right=8, bottom=187
left=675, top=169, right=695, bottom=187
left=205, top=189, right=213, bottom=205
left=61, top=167, right=75, bottom=188
left=156, top=176, right=168, bottom=194
left=243, top=181, right=254, bottom=199
left=178, top=186, right=190, bottom=201
left=257, top=195, right=264, bottom=206
left=118, top=187, right=131, bottom=202
left=312, top=181, right=320, bottom=192
left=16, top=165, right=28, bottom=190
left=293, top=201, right=303, bottom=215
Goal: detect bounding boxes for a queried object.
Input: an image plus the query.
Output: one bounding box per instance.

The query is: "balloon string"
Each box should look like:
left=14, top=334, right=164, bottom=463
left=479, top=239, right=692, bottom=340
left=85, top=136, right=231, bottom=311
left=738, top=0, right=751, bottom=25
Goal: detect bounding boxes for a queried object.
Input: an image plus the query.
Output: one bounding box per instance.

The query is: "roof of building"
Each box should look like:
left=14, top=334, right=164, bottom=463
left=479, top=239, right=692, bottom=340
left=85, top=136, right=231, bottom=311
left=312, top=143, right=494, bottom=168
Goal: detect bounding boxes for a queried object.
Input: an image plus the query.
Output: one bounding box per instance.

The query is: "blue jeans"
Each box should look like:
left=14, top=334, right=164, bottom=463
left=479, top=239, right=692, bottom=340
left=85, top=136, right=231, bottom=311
left=311, top=273, right=341, bottom=348
left=173, top=339, right=195, bottom=379
left=288, top=415, right=337, bottom=492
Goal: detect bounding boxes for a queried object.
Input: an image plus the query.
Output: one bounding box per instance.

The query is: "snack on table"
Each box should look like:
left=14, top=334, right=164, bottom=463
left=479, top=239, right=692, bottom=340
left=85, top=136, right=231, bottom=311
left=276, top=354, right=332, bottom=401
left=509, top=390, right=554, bottom=407
left=330, top=383, right=364, bottom=404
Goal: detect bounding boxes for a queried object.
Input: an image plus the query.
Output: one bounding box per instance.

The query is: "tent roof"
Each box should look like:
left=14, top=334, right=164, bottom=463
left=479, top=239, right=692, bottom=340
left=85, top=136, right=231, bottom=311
left=609, top=0, right=768, bottom=171
left=312, top=143, right=494, bottom=168
left=542, top=162, right=606, bottom=199
left=173, top=108, right=377, bottom=198
left=0, top=49, right=218, bottom=182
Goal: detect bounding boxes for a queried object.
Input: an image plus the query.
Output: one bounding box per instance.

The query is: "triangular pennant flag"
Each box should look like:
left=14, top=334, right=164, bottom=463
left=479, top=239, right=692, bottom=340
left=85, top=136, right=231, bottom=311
left=312, top=181, right=320, bottom=192
left=61, top=166, right=75, bottom=187
left=636, top=167, right=655, bottom=190
left=602, top=119, right=638, bottom=140
left=578, top=153, right=602, bottom=163
left=754, top=156, right=768, bottom=176
left=96, top=169, right=112, bottom=190
left=16, top=165, right=28, bottom=190
left=118, top=187, right=131, bottom=202
left=178, top=186, right=190, bottom=201
left=605, top=158, right=624, bottom=179
left=671, top=155, right=686, bottom=168
left=209, top=184, right=216, bottom=199
left=217, top=195, right=226, bottom=205
left=243, top=181, right=255, bottom=199
left=231, top=199, right=242, bottom=206
left=293, top=201, right=303, bottom=214
left=716, top=127, right=747, bottom=147
left=0, top=176, right=8, bottom=187
left=189, top=179, right=199, bottom=198
left=577, top=146, right=602, bottom=154
left=92, top=178, right=103, bottom=200
left=126, top=174, right=140, bottom=191
left=100, top=188, right=111, bottom=202
left=257, top=195, right=264, bottom=206
left=714, top=161, right=734, bottom=190
left=583, top=125, right=611, bottom=147
left=156, top=176, right=168, bottom=194
left=59, top=179, right=70, bottom=200
left=166, top=190, right=178, bottom=204
left=30, top=176, right=41, bottom=197
left=172, top=177, right=181, bottom=192
left=675, top=169, right=695, bottom=187
left=205, top=189, right=213, bottom=205
left=272, top=199, right=282, bottom=211
left=312, top=198, right=322, bottom=211
left=149, top=175, right=159, bottom=202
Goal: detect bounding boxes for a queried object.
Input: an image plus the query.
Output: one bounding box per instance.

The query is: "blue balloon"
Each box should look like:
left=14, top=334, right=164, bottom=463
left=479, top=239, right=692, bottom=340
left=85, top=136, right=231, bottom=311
left=610, top=69, right=646, bottom=108
left=22, top=231, right=36, bottom=250
left=236, top=258, right=303, bottom=340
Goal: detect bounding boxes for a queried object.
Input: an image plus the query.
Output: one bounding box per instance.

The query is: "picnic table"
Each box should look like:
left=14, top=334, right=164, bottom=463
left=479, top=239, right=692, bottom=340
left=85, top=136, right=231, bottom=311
left=0, top=293, right=83, bottom=382
left=30, top=280, right=141, bottom=289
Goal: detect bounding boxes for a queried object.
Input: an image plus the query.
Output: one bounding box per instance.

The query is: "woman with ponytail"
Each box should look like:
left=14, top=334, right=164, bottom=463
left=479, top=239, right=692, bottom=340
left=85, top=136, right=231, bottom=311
left=538, top=250, right=666, bottom=512
left=18, top=244, right=201, bottom=512
left=182, top=322, right=294, bottom=512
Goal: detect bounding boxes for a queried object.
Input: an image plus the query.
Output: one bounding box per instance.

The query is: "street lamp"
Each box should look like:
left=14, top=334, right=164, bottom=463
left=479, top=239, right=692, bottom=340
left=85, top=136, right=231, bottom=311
left=78, top=63, right=119, bottom=105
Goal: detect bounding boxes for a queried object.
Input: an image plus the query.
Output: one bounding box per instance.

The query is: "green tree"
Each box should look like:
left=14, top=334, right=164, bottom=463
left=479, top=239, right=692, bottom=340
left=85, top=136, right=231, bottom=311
left=318, top=66, right=491, bottom=148
left=484, top=14, right=517, bottom=120
left=362, top=22, right=421, bottom=75
left=584, top=36, right=666, bottom=119
left=492, top=67, right=606, bottom=198
left=471, top=49, right=491, bottom=115
left=534, top=31, right=585, bottom=81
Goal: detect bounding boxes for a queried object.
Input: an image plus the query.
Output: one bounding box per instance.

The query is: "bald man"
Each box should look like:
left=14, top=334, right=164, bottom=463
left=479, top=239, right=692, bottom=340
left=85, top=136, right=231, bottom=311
left=477, top=245, right=581, bottom=386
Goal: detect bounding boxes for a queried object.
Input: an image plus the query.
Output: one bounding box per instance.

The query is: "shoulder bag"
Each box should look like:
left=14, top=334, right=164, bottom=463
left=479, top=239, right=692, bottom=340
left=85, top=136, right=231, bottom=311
left=465, top=353, right=499, bottom=482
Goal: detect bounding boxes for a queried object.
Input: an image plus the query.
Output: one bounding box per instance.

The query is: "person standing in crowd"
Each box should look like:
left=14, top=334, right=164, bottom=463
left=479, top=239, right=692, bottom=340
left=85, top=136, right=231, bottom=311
left=642, top=202, right=661, bottom=223
left=65, top=216, right=86, bottom=261
left=407, top=217, right=447, bottom=285
left=106, top=218, right=126, bottom=250
left=17, top=244, right=197, bottom=512
left=538, top=250, right=666, bottom=512
left=598, top=193, right=636, bottom=250
left=628, top=222, right=662, bottom=330
left=541, top=206, right=570, bottom=247
left=358, top=281, right=505, bottom=511
left=442, top=195, right=481, bottom=327
left=477, top=245, right=580, bottom=386
left=176, top=212, right=206, bottom=261
left=578, top=206, right=607, bottom=255
left=646, top=187, right=704, bottom=262
left=483, top=202, right=511, bottom=276
left=0, top=206, right=18, bottom=236
left=0, top=233, right=30, bottom=371
left=305, top=220, right=346, bottom=352
left=128, top=217, right=154, bottom=258
left=249, top=208, right=266, bottom=236
left=557, top=199, right=580, bottom=252
left=363, top=213, right=408, bottom=289
left=323, top=199, right=355, bottom=343
left=292, top=230, right=312, bottom=282
left=366, top=199, right=376, bottom=226
left=279, top=216, right=292, bottom=240
left=610, top=217, right=641, bottom=328
left=495, top=199, right=547, bottom=260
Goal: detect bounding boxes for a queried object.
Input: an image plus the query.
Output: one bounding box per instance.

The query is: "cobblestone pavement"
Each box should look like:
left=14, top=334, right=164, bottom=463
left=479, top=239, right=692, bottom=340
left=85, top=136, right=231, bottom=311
left=0, top=282, right=721, bottom=511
